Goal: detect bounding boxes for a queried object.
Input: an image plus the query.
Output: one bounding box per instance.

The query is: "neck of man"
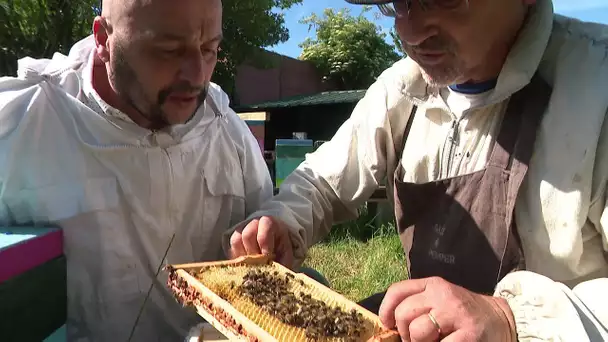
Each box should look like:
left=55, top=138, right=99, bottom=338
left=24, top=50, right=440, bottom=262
left=91, top=55, right=158, bottom=129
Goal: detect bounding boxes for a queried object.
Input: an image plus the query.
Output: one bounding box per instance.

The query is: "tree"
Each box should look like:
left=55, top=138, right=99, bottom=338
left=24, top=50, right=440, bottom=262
left=390, top=27, right=407, bottom=56
left=0, top=0, right=301, bottom=97
left=213, top=0, right=302, bottom=98
left=299, top=6, right=402, bottom=90
left=0, top=0, right=101, bottom=76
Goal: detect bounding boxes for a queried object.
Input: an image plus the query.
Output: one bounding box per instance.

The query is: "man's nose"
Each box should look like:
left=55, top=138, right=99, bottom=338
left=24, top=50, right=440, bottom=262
left=396, top=2, right=439, bottom=47
left=178, top=50, right=207, bottom=85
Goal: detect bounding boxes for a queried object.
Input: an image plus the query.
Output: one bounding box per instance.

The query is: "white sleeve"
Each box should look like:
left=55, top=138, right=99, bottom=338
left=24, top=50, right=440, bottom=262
left=493, top=109, right=608, bottom=341
left=494, top=271, right=608, bottom=341
left=0, top=76, right=43, bottom=224
left=225, top=74, right=411, bottom=268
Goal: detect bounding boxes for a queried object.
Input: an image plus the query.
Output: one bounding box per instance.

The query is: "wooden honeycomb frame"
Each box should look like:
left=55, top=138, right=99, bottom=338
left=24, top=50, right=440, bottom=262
left=167, top=254, right=399, bottom=342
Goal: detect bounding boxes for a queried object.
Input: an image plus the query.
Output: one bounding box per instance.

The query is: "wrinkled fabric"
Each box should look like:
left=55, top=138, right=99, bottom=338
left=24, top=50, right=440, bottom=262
left=0, top=35, right=273, bottom=341
left=230, top=0, right=608, bottom=339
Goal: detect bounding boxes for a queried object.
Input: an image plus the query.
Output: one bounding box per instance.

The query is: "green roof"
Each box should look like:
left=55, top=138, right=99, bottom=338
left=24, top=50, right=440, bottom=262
left=235, top=89, right=366, bottom=111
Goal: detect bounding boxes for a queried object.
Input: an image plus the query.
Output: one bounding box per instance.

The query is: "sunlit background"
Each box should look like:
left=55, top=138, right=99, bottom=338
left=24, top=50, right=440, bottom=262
left=270, top=0, right=608, bottom=58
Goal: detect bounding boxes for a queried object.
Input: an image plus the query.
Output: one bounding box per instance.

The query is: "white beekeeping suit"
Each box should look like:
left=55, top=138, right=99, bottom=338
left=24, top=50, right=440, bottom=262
left=0, top=35, right=273, bottom=341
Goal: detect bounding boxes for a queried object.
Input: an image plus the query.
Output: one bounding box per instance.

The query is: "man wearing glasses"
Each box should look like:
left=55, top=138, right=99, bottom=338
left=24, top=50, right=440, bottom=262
left=229, top=0, right=608, bottom=340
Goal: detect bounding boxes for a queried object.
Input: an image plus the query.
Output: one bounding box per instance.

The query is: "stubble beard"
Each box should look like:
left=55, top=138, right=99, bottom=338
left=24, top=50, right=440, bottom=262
left=419, top=63, right=465, bottom=88
left=109, top=43, right=209, bottom=130
left=402, top=35, right=466, bottom=88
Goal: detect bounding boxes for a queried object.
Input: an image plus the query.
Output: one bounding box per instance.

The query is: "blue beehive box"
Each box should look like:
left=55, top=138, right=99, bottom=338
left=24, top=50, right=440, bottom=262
left=275, top=139, right=313, bottom=187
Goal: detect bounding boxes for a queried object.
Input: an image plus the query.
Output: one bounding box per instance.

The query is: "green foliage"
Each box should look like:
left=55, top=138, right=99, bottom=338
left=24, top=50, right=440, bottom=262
left=303, top=202, right=405, bottom=301
left=299, top=6, right=402, bottom=90
left=326, top=202, right=396, bottom=242
left=390, top=27, right=406, bottom=56
left=214, top=0, right=303, bottom=97
left=0, top=0, right=100, bottom=76
left=0, top=0, right=301, bottom=96
left=303, top=231, right=407, bottom=301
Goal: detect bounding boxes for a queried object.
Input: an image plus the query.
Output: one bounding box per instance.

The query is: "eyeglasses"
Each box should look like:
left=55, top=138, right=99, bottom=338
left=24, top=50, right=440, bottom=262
left=378, top=0, right=469, bottom=17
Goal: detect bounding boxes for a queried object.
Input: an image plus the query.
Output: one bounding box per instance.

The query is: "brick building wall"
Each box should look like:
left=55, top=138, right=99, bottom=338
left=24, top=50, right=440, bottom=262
left=234, top=50, right=336, bottom=106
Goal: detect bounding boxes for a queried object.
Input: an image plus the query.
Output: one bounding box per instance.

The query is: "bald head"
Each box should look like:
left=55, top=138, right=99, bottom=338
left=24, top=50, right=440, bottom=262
left=99, top=0, right=136, bottom=34
left=92, top=0, right=223, bottom=130
left=100, top=0, right=128, bottom=20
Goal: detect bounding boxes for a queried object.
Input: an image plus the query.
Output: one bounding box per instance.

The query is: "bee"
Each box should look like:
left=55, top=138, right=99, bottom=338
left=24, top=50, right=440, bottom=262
left=235, top=267, right=367, bottom=340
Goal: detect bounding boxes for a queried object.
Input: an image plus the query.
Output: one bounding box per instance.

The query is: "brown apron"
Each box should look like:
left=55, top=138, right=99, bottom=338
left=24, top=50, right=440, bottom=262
left=358, top=75, right=551, bottom=312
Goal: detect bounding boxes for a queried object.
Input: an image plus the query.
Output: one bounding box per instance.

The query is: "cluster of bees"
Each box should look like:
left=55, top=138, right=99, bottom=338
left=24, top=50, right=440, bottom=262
left=237, top=268, right=366, bottom=340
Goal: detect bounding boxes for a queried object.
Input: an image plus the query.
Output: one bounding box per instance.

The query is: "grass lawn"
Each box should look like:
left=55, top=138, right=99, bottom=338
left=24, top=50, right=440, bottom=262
left=302, top=204, right=409, bottom=302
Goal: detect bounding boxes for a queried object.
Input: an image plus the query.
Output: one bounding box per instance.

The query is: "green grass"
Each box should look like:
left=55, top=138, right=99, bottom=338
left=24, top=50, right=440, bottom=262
left=302, top=232, right=407, bottom=301
left=301, top=203, right=409, bottom=302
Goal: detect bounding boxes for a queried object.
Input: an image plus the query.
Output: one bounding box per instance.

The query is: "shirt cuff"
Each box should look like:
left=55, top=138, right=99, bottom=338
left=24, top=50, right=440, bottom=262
left=493, top=270, right=591, bottom=341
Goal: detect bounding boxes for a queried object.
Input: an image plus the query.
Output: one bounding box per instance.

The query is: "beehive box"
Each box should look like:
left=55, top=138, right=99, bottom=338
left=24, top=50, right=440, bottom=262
left=245, top=120, right=265, bottom=153
left=0, top=227, right=66, bottom=341
left=167, top=255, right=399, bottom=342
left=274, top=139, right=313, bottom=187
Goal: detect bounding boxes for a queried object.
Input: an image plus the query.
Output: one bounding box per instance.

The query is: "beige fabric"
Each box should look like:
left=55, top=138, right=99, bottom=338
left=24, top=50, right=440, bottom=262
left=225, top=0, right=608, bottom=339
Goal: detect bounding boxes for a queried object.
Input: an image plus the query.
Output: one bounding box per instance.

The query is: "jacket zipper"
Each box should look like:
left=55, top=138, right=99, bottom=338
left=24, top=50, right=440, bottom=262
left=440, top=109, right=474, bottom=178
left=161, top=143, right=174, bottom=231
left=149, top=129, right=175, bottom=238
left=441, top=119, right=458, bottom=179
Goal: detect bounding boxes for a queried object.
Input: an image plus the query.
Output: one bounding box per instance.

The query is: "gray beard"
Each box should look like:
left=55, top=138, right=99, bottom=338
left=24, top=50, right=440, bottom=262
left=419, top=63, right=465, bottom=88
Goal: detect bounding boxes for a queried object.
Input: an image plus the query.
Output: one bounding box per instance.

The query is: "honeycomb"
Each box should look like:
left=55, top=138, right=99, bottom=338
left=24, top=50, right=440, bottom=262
left=167, top=256, right=398, bottom=342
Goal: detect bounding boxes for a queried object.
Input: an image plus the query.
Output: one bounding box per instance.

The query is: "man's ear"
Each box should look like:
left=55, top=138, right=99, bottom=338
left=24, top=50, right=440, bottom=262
left=93, top=17, right=111, bottom=63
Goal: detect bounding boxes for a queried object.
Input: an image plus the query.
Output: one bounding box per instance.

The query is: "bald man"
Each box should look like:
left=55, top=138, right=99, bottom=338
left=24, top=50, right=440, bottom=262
left=0, top=0, right=273, bottom=340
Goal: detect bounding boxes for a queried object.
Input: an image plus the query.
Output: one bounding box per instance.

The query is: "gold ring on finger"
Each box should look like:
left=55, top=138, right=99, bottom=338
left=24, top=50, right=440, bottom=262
left=427, top=312, right=442, bottom=335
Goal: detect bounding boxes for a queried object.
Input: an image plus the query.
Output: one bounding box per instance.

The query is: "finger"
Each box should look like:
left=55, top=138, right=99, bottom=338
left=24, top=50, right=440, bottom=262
left=379, top=278, right=429, bottom=329
left=241, top=219, right=262, bottom=255
left=409, top=311, right=441, bottom=342
left=436, top=329, right=470, bottom=342
left=256, top=216, right=275, bottom=255
left=229, top=229, right=246, bottom=258
left=393, top=293, right=431, bottom=341
left=275, top=226, right=294, bottom=268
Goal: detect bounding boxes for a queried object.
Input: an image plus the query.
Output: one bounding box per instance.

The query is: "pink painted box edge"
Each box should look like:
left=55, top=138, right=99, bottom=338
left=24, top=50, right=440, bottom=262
left=0, top=229, right=63, bottom=283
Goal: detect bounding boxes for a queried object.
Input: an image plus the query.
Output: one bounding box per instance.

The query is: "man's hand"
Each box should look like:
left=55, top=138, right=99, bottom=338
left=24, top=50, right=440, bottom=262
left=379, top=277, right=517, bottom=342
left=229, top=216, right=295, bottom=268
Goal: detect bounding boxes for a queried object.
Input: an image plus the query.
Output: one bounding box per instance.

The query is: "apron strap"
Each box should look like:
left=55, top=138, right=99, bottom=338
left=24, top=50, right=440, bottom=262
left=487, top=88, right=527, bottom=170
left=487, top=75, right=550, bottom=171
left=505, top=76, right=552, bottom=227
left=400, top=105, right=418, bottom=154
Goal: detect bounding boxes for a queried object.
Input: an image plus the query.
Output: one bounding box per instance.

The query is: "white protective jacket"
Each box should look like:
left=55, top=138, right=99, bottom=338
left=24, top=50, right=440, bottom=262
left=0, top=36, right=273, bottom=341
left=233, top=0, right=608, bottom=340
